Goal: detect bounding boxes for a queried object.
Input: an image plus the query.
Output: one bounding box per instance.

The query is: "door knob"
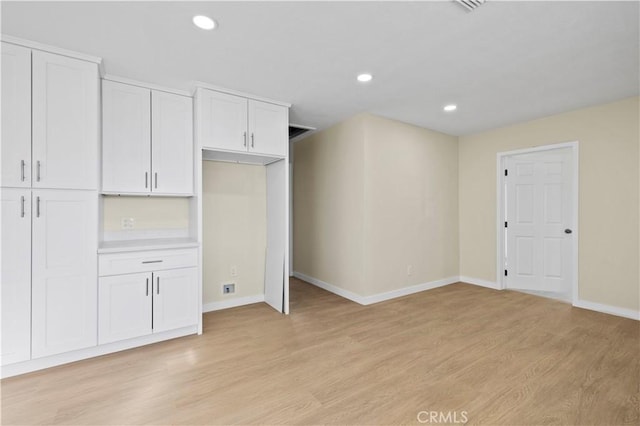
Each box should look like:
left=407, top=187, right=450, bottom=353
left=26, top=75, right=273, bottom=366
left=564, top=229, right=572, bottom=234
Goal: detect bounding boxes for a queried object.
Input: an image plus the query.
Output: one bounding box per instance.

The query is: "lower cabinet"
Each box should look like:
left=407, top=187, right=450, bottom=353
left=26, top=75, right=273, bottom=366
left=31, top=190, right=98, bottom=359
left=152, top=268, right=199, bottom=333
left=1, top=188, right=32, bottom=365
left=2, top=188, right=98, bottom=363
left=98, top=272, right=152, bottom=344
left=98, top=250, right=198, bottom=345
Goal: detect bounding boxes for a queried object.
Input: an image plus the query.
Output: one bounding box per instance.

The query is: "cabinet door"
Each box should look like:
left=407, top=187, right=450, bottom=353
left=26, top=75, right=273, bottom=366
left=1, top=43, right=31, bottom=188
left=151, top=91, right=193, bottom=195
left=152, top=268, right=198, bottom=333
left=0, top=189, right=31, bottom=365
left=98, top=273, right=152, bottom=345
left=32, top=51, right=98, bottom=190
left=248, top=100, right=288, bottom=157
left=102, top=81, right=151, bottom=194
left=31, top=189, right=98, bottom=358
left=199, top=90, right=248, bottom=152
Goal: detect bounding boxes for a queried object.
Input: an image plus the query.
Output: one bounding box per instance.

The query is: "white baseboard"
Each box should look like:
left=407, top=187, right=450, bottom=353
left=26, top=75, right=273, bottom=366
left=459, top=276, right=501, bottom=290
left=292, top=272, right=458, bottom=306
left=1, top=325, right=198, bottom=379
left=293, top=272, right=639, bottom=321
left=573, top=299, right=640, bottom=321
left=361, top=276, right=460, bottom=305
left=292, top=272, right=365, bottom=304
left=202, top=294, right=265, bottom=313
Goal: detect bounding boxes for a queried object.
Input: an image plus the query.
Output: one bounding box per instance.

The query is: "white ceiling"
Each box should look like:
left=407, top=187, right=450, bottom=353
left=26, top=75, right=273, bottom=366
left=2, top=1, right=638, bottom=136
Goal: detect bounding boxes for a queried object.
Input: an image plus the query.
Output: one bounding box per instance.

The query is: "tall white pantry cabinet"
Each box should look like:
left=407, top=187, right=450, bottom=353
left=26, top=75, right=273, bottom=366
left=1, top=40, right=100, bottom=366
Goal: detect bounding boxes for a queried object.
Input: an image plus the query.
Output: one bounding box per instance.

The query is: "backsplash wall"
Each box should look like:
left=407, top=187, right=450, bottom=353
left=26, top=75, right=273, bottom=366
left=102, top=196, right=190, bottom=232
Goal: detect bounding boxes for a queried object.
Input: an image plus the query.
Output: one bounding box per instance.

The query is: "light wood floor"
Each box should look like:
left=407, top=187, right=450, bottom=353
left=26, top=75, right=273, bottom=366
left=2, top=279, right=638, bottom=425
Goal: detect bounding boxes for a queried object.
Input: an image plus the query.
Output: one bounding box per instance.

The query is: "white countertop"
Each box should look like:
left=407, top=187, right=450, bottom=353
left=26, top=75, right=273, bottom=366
left=98, top=238, right=199, bottom=254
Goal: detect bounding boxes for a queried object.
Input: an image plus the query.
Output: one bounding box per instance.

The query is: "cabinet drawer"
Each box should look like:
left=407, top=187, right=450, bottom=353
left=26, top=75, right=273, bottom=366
left=99, top=248, right=197, bottom=276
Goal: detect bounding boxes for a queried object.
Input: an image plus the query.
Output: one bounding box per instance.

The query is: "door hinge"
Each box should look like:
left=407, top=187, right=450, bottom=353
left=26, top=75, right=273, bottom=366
left=504, top=221, right=508, bottom=228
left=504, top=169, right=508, bottom=176
left=504, top=269, right=508, bottom=277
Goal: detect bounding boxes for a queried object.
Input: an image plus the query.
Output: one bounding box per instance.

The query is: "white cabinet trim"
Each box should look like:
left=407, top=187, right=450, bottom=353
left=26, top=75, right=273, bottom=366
left=193, top=81, right=291, bottom=107
left=103, top=74, right=191, bottom=97
left=0, top=34, right=103, bottom=73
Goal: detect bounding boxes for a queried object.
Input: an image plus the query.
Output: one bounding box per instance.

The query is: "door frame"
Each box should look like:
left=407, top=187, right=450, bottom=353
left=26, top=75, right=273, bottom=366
left=496, top=141, right=579, bottom=303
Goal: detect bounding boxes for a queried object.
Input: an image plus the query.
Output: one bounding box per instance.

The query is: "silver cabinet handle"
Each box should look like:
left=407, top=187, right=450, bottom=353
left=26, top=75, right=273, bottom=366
left=20, top=196, right=25, bottom=218
left=251, top=133, right=255, bottom=148
left=146, top=278, right=149, bottom=296
left=142, top=260, right=163, bottom=264
left=154, top=172, right=158, bottom=189
left=36, top=161, right=41, bottom=182
left=36, top=196, right=40, bottom=218
left=243, top=132, right=247, bottom=147
left=145, top=172, right=148, bottom=188
left=156, top=276, right=160, bottom=295
left=20, top=160, right=25, bottom=182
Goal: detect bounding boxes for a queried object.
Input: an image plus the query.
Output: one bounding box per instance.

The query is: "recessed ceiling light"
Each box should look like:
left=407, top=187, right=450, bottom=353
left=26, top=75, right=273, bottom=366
left=444, top=104, right=457, bottom=112
left=357, top=73, right=373, bottom=83
left=193, top=15, right=217, bottom=30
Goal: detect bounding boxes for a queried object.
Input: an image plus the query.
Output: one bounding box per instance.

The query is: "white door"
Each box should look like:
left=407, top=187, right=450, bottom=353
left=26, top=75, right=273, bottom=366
left=1, top=43, right=31, bottom=188
left=151, top=91, right=193, bottom=195
left=31, top=189, right=98, bottom=358
left=152, top=268, right=198, bottom=333
left=32, top=51, right=98, bottom=190
left=264, top=160, right=288, bottom=313
left=199, top=90, right=248, bottom=153
left=0, top=188, right=32, bottom=365
left=102, top=80, right=151, bottom=193
left=98, top=272, right=152, bottom=344
left=248, top=100, right=288, bottom=157
left=505, top=148, right=573, bottom=295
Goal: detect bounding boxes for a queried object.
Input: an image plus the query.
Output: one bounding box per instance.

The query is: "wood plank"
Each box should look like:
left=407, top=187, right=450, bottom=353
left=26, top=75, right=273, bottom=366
left=1, top=279, right=638, bottom=425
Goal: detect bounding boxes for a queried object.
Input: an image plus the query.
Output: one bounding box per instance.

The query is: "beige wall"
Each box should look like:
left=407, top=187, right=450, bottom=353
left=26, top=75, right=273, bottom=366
left=363, top=114, right=459, bottom=296
left=459, top=97, right=639, bottom=310
left=293, top=115, right=366, bottom=295
left=102, top=196, right=189, bottom=232
left=202, top=161, right=267, bottom=305
left=293, top=113, right=459, bottom=297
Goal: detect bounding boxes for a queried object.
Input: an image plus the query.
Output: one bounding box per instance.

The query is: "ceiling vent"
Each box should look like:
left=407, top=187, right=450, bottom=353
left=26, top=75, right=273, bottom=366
left=289, top=124, right=315, bottom=141
left=454, top=0, right=486, bottom=12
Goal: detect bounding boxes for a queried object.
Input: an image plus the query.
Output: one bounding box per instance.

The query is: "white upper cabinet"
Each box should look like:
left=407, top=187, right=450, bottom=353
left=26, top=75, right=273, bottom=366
left=31, top=189, right=98, bottom=359
left=102, top=80, right=151, bottom=193
left=1, top=43, right=31, bottom=188
left=102, top=80, right=194, bottom=195
left=32, top=51, right=99, bottom=190
left=198, top=89, right=288, bottom=158
left=1, top=188, right=32, bottom=366
left=248, top=100, right=288, bottom=157
left=200, top=90, right=248, bottom=152
left=151, top=91, right=194, bottom=195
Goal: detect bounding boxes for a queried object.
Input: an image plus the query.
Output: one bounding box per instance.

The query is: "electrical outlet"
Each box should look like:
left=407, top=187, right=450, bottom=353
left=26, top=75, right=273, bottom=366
left=222, top=283, right=235, bottom=294
left=121, top=217, right=135, bottom=230
left=407, top=264, right=413, bottom=276
left=230, top=265, right=238, bottom=277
